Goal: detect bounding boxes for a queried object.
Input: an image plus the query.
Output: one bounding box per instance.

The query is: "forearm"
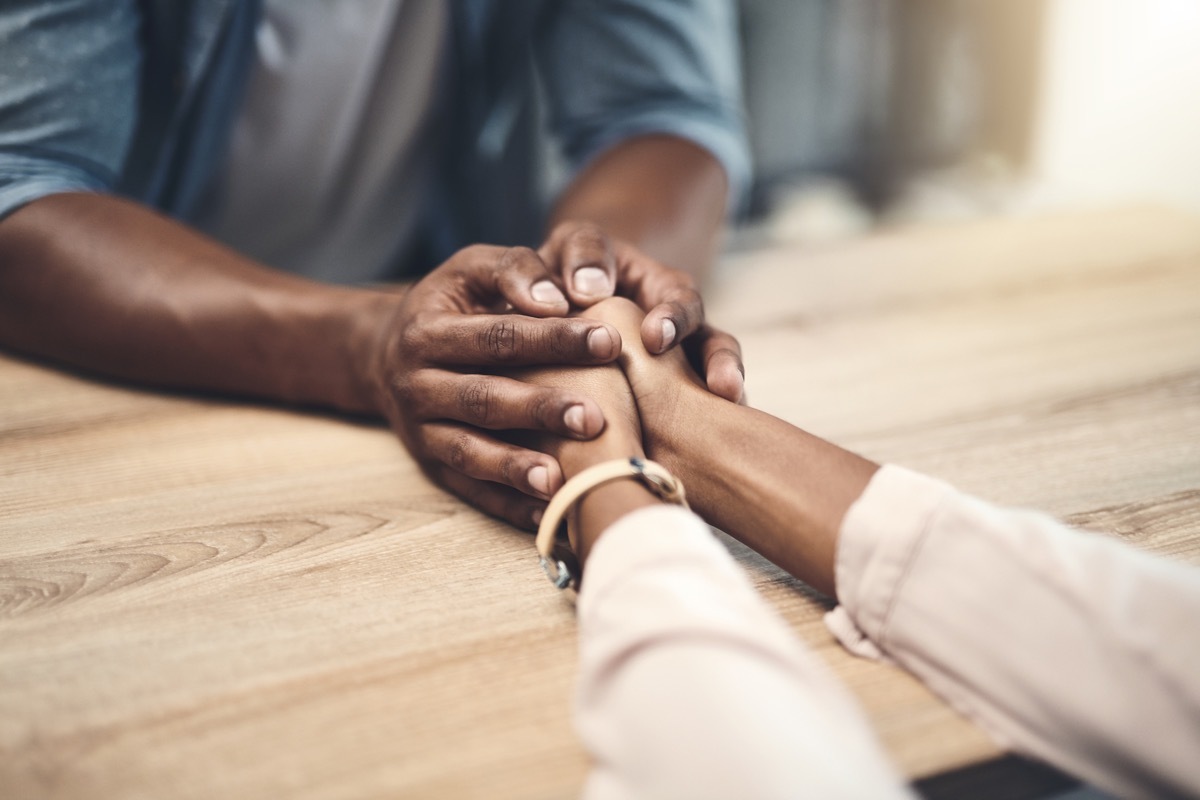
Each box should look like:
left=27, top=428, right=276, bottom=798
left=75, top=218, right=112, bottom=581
left=0, top=192, right=397, bottom=415
left=649, top=382, right=878, bottom=597
left=550, top=135, right=728, bottom=279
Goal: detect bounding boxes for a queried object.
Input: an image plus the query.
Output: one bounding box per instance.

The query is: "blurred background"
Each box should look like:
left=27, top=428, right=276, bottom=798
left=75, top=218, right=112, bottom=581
left=736, top=0, right=1200, bottom=247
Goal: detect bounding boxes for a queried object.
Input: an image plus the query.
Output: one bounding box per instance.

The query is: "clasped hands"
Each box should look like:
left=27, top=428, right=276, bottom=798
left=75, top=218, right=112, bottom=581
left=368, top=221, right=743, bottom=529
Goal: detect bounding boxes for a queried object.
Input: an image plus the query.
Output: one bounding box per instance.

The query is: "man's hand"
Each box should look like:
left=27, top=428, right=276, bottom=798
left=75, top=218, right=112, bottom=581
left=369, top=244, right=623, bottom=529
left=540, top=221, right=746, bottom=405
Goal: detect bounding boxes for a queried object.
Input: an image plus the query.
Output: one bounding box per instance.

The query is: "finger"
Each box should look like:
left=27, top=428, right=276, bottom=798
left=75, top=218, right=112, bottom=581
left=609, top=247, right=704, bottom=354
left=422, top=422, right=565, bottom=499
left=445, top=244, right=568, bottom=317
left=491, top=246, right=570, bottom=317
left=640, top=285, right=704, bottom=354
left=440, top=468, right=548, bottom=531
left=689, top=325, right=746, bottom=404
left=407, top=370, right=606, bottom=438
left=409, top=314, right=621, bottom=366
left=545, top=222, right=618, bottom=307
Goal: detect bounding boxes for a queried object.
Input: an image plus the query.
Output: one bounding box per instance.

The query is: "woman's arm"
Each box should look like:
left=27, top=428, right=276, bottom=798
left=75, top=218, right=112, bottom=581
left=572, top=297, right=877, bottom=596
left=580, top=296, right=1200, bottom=798
left=512, top=361, right=905, bottom=800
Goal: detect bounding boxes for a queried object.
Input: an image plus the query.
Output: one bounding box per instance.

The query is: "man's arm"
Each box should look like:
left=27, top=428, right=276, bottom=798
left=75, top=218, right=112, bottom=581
left=0, top=193, right=388, bottom=413
left=0, top=192, right=629, bottom=527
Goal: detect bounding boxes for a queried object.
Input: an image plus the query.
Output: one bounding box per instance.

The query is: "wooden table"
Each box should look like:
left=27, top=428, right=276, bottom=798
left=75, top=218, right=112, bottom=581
left=3, top=208, right=1199, bottom=798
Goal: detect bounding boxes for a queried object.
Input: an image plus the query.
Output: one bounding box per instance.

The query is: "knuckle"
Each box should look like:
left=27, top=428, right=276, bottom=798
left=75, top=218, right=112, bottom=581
left=399, top=317, right=429, bottom=355
left=500, top=246, right=538, bottom=271
left=478, top=319, right=520, bottom=361
left=673, top=294, right=703, bottom=329
left=710, top=347, right=744, bottom=371
left=712, top=346, right=737, bottom=362
left=570, top=226, right=609, bottom=255
left=390, top=373, right=419, bottom=407
left=458, top=380, right=496, bottom=424
left=528, top=390, right=558, bottom=427
left=661, top=270, right=700, bottom=298
left=461, top=243, right=494, bottom=263
left=718, top=333, right=743, bottom=357
left=539, top=323, right=573, bottom=359
left=497, top=247, right=519, bottom=273
left=550, top=220, right=583, bottom=242
left=498, top=453, right=522, bottom=486
left=445, top=432, right=474, bottom=472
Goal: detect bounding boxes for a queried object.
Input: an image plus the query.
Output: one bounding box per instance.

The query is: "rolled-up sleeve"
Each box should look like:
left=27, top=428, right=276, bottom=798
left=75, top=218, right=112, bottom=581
left=827, top=464, right=1200, bottom=799
left=0, top=0, right=141, bottom=221
left=536, top=0, right=751, bottom=212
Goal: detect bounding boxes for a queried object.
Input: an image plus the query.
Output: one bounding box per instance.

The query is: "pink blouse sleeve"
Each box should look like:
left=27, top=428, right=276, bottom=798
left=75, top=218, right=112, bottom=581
left=575, top=505, right=909, bottom=800
left=827, top=464, right=1200, bottom=799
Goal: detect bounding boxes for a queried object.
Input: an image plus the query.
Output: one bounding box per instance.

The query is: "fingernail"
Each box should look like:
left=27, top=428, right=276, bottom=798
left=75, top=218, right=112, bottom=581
left=527, top=465, right=550, bottom=496
left=564, top=404, right=586, bottom=435
left=531, top=508, right=544, bottom=527
left=573, top=266, right=611, bottom=298
left=530, top=280, right=566, bottom=306
left=587, top=326, right=616, bottom=359
left=660, top=319, right=676, bottom=350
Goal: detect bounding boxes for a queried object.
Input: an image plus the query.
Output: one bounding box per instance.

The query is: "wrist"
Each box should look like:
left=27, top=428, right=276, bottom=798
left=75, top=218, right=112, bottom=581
left=557, top=433, right=643, bottom=478
left=547, top=423, right=652, bottom=570
left=641, top=379, right=712, bottom=475
left=353, top=290, right=407, bottom=417
left=572, top=479, right=662, bottom=567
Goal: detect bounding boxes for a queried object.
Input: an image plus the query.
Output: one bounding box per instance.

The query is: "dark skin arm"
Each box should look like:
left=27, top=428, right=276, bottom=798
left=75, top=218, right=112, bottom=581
left=0, top=193, right=388, bottom=414
left=509, top=298, right=877, bottom=598
left=574, top=298, right=880, bottom=597
left=0, top=138, right=738, bottom=530
left=0, top=193, right=619, bottom=527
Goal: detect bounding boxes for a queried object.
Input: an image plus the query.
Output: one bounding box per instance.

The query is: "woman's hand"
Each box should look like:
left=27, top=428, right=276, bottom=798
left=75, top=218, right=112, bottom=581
left=573, top=297, right=711, bottom=469
left=502, top=361, right=662, bottom=564
left=576, top=297, right=877, bottom=597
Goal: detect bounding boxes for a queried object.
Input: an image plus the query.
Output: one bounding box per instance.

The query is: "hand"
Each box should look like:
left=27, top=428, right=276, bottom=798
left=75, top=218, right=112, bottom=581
left=574, top=297, right=707, bottom=462
left=575, top=297, right=875, bottom=597
left=368, top=244, right=623, bottom=529
left=502, top=361, right=653, bottom=567
left=539, top=221, right=747, bottom=404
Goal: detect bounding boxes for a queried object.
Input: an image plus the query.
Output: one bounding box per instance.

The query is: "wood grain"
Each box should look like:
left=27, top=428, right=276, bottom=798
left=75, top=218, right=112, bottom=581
left=2, top=207, right=1198, bottom=798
